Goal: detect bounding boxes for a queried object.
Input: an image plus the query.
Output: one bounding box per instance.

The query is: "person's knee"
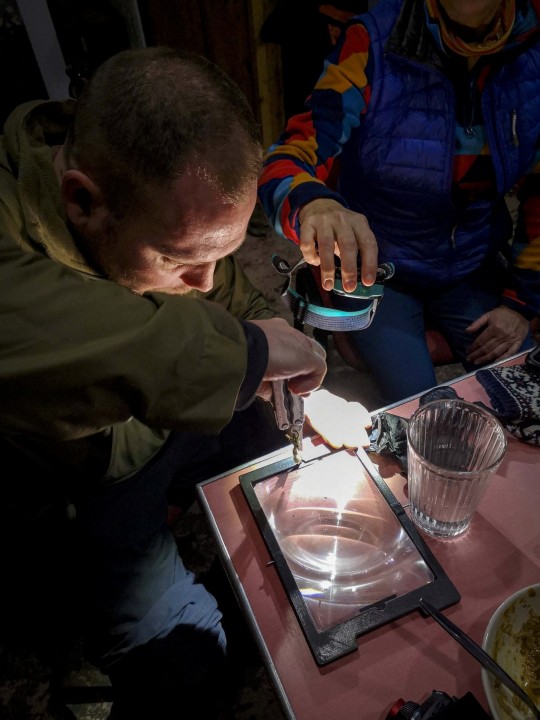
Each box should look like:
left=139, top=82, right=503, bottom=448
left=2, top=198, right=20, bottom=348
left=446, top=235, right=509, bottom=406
left=348, top=331, right=437, bottom=404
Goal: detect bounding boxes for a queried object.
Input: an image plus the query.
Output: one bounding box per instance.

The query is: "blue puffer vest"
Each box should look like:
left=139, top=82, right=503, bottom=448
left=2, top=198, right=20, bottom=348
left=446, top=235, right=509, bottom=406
left=337, top=0, right=540, bottom=288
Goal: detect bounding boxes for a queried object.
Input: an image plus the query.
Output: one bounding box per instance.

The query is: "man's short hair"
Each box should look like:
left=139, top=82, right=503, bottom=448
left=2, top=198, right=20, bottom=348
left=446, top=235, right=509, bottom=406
left=64, top=46, right=263, bottom=217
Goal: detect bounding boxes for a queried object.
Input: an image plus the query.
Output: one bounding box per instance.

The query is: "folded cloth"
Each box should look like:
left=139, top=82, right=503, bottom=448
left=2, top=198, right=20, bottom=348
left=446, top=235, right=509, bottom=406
left=475, top=363, right=540, bottom=446
left=367, top=386, right=464, bottom=472
left=368, top=412, right=409, bottom=472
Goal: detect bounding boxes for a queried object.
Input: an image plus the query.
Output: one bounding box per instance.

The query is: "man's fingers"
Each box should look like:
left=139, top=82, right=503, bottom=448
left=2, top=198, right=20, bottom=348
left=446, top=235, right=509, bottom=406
left=309, top=337, right=327, bottom=359
left=358, top=232, right=379, bottom=288
left=299, top=232, right=321, bottom=266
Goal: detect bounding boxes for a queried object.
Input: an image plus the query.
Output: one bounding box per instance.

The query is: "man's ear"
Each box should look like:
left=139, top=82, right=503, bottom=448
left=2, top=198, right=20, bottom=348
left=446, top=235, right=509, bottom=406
left=61, top=170, right=107, bottom=231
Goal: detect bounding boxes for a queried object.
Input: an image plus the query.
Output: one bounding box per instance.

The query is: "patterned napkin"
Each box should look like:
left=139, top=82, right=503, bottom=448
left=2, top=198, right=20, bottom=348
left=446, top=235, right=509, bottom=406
left=475, top=363, right=540, bottom=446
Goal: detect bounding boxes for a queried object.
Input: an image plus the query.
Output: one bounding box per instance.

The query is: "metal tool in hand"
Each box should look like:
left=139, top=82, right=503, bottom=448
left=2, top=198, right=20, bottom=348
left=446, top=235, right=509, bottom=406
left=271, top=380, right=304, bottom=464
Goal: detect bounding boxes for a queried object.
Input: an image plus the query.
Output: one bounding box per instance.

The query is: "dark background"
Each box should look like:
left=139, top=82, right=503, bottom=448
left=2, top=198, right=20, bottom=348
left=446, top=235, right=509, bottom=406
left=0, top=1, right=371, bottom=142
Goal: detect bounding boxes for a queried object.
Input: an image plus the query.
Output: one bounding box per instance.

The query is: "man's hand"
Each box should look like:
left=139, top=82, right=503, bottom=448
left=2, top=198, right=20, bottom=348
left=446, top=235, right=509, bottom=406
left=304, top=388, right=372, bottom=449
left=298, top=198, right=378, bottom=292
left=465, top=306, right=530, bottom=365
left=248, top=318, right=327, bottom=399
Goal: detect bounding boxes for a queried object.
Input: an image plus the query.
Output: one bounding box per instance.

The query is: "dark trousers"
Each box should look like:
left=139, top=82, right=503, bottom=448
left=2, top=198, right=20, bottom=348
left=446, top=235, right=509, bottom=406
left=333, top=266, right=534, bottom=405
left=1, top=400, right=286, bottom=718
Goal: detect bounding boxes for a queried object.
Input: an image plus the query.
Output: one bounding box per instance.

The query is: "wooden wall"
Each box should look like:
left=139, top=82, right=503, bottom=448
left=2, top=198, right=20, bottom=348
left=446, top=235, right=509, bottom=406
left=139, top=0, right=284, bottom=148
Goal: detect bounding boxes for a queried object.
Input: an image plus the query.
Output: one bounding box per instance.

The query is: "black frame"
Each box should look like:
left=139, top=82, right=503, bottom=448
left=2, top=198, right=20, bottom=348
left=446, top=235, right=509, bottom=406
left=240, top=448, right=460, bottom=666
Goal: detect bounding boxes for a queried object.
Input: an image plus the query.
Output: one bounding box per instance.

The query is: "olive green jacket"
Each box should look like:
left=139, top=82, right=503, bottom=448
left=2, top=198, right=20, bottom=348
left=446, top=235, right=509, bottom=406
left=0, top=100, right=273, bottom=483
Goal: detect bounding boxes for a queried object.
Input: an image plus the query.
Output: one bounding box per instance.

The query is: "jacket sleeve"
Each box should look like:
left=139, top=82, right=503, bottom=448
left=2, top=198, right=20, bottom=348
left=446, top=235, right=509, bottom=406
left=501, top=160, right=540, bottom=319
left=194, top=254, right=274, bottom=409
left=257, top=20, right=373, bottom=243
left=0, top=225, right=252, bottom=441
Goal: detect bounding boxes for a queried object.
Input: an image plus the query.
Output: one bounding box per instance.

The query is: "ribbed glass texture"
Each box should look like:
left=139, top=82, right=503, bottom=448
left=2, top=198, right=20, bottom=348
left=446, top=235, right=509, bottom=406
left=406, top=399, right=507, bottom=539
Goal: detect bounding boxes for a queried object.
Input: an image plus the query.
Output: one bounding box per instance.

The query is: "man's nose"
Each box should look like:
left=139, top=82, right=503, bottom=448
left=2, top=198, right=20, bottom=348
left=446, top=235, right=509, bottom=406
left=180, top=263, right=215, bottom=292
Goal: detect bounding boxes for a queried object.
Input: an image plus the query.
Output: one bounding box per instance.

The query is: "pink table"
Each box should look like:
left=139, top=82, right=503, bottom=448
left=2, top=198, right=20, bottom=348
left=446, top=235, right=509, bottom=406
left=197, top=353, right=539, bottom=719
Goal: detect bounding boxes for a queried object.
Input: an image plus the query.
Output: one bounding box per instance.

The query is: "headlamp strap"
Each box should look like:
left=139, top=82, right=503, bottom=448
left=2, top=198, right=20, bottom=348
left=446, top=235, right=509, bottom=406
left=271, top=254, right=393, bottom=332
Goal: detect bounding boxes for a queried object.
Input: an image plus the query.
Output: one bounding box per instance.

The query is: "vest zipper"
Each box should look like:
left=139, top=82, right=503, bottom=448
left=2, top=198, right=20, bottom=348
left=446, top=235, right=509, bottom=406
left=511, top=109, right=519, bottom=147
left=464, top=75, right=476, bottom=138
left=450, top=225, right=457, bottom=248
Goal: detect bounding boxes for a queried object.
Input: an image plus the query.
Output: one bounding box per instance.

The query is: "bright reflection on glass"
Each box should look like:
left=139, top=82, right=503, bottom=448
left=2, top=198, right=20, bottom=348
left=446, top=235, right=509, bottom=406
left=254, top=450, right=434, bottom=632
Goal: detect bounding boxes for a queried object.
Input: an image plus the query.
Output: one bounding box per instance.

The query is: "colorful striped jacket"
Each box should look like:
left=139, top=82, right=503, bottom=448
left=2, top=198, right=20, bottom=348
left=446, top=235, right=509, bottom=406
left=258, top=0, right=540, bottom=319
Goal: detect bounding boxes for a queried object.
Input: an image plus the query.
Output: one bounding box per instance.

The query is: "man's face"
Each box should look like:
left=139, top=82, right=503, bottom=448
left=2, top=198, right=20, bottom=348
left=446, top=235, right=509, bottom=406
left=84, top=173, right=257, bottom=295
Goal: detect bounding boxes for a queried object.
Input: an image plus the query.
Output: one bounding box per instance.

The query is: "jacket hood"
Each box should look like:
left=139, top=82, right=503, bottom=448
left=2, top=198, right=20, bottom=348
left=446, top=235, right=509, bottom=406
left=2, top=99, right=99, bottom=274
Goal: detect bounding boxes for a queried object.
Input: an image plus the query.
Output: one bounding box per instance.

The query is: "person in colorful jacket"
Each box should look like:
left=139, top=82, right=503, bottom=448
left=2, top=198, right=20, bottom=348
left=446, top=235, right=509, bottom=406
left=258, top=0, right=540, bottom=404
left=0, top=47, right=326, bottom=718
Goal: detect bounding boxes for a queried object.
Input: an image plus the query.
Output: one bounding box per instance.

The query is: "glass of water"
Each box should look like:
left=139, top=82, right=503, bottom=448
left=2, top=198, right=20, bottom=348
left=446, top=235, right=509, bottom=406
left=406, top=398, right=507, bottom=539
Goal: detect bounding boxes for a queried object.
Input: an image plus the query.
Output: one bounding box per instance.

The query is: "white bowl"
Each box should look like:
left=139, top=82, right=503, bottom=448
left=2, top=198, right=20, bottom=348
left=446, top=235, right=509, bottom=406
left=481, top=584, right=540, bottom=720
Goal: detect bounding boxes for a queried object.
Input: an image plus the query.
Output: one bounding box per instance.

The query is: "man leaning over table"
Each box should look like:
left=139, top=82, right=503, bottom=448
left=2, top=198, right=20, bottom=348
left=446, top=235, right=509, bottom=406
left=0, top=46, right=328, bottom=719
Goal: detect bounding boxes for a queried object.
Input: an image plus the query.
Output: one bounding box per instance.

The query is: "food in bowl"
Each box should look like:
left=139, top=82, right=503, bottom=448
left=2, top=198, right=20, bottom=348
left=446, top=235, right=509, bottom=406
left=482, top=584, right=540, bottom=720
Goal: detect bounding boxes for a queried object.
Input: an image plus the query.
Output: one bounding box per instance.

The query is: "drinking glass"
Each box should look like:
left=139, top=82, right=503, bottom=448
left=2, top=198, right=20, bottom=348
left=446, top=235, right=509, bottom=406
left=406, top=399, right=507, bottom=539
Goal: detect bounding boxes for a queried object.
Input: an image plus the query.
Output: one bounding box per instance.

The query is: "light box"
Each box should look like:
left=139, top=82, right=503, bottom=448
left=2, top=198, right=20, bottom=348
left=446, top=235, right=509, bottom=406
left=240, top=448, right=460, bottom=665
